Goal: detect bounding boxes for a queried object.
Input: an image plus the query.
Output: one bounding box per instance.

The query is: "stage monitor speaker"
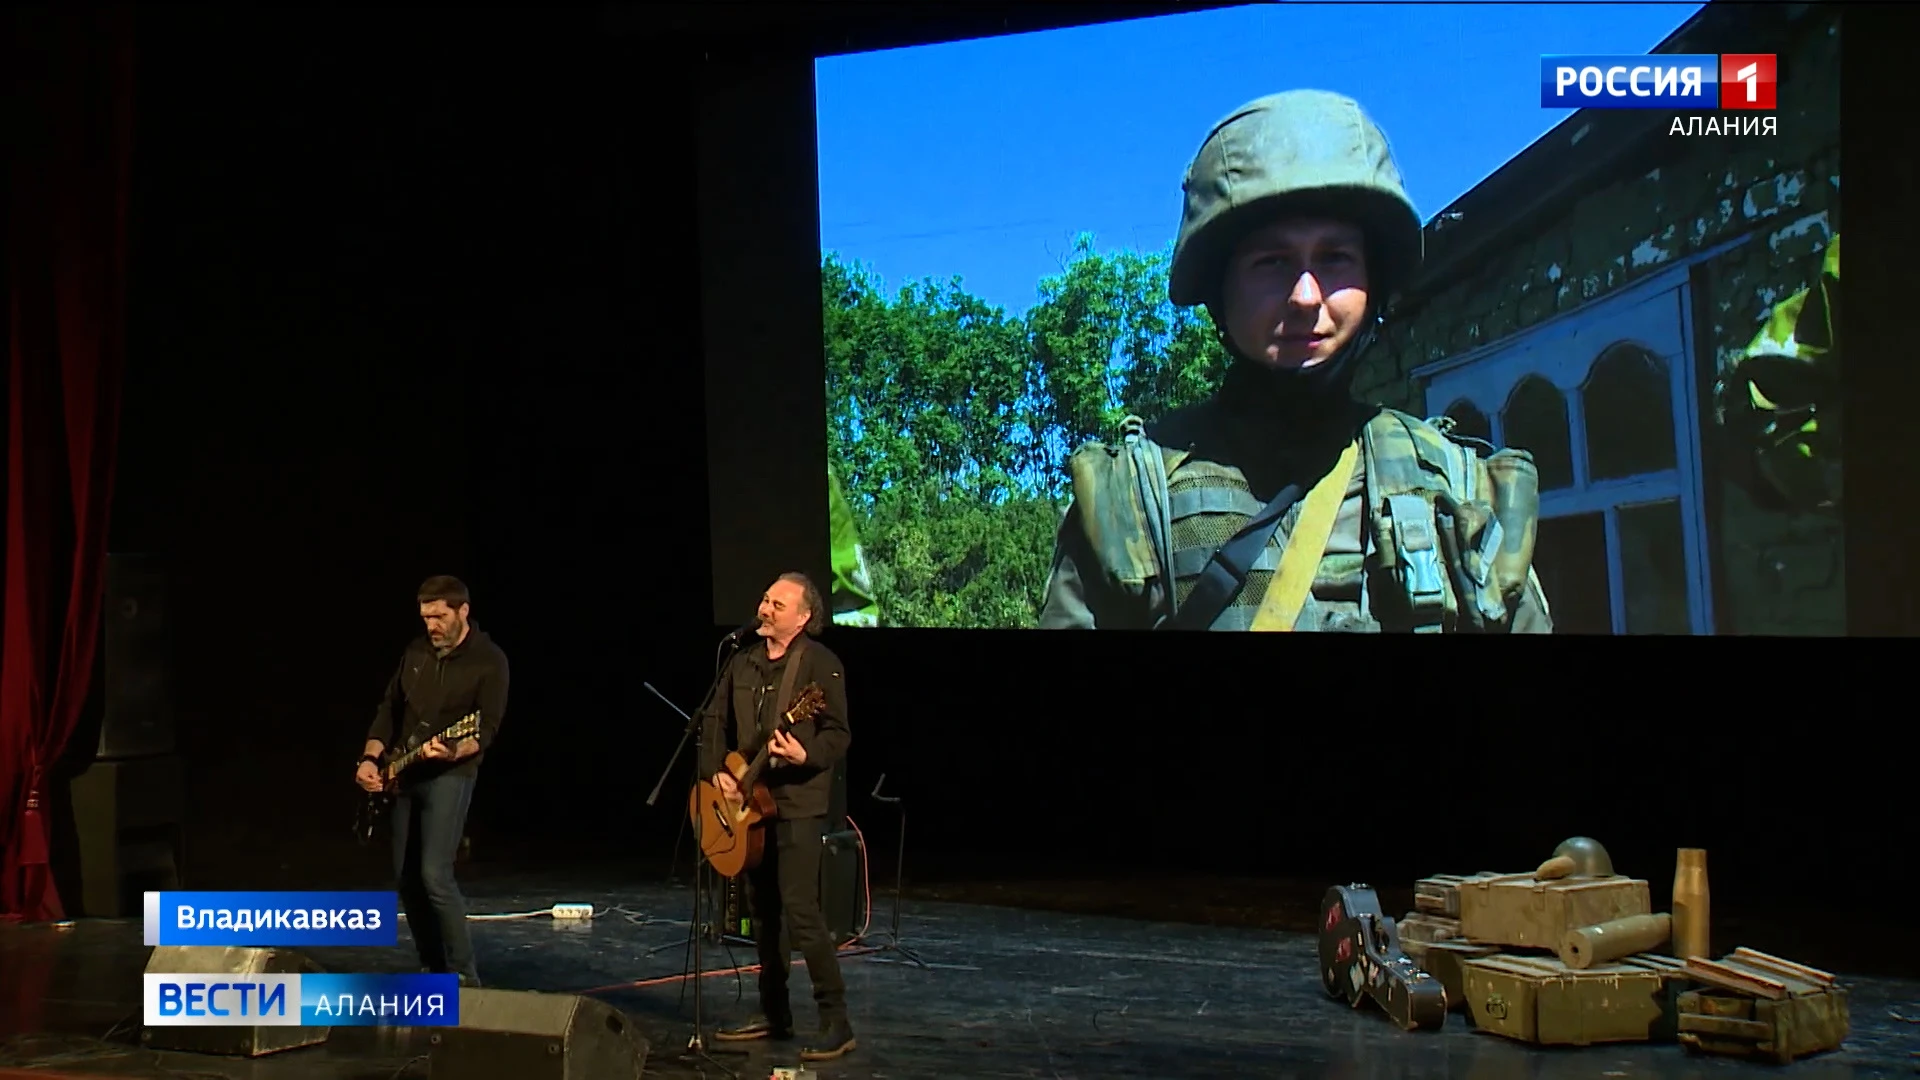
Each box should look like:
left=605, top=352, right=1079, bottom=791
left=99, top=552, right=175, bottom=760
left=821, top=823, right=865, bottom=947
left=428, top=989, right=649, bottom=1080
left=69, top=752, right=185, bottom=917
left=820, top=755, right=862, bottom=944
left=710, top=760, right=863, bottom=946
left=141, top=945, right=329, bottom=1057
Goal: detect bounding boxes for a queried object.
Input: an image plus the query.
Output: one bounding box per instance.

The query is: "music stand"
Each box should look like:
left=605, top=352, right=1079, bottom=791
left=863, top=774, right=929, bottom=969
left=641, top=636, right=750, bottom=1074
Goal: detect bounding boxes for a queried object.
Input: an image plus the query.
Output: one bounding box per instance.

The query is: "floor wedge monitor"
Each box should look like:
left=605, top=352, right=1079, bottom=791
left=140, top=945, right=328, bottom=1057
left=428, top=988, right=649, bottom=1079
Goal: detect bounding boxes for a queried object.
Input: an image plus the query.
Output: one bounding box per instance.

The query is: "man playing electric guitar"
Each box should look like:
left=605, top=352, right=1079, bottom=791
left=700, top=572, right=855, bottom=1061
left=354, top=575, right=509, bottom=988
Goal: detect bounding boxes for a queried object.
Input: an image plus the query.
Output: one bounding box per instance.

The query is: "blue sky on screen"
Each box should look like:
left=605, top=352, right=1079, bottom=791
left=816, top=1, right=1705, bottom=319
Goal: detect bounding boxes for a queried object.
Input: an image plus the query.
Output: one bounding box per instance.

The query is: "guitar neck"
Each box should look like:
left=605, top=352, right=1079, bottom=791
left=735, top=718, right=794, bottom=791
left=384, top=745, right=428, bottom=779
left=384, top=714, right=479, bottom=779
left=729, top=687, right=822, bottom=793
left=736, top=738, right=777, bottom=792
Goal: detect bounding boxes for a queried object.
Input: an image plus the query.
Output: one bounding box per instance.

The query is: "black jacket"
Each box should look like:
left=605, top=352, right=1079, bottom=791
left=698, top=635, right=850, bottom=820
left=366, top=623, right=510, bottom=783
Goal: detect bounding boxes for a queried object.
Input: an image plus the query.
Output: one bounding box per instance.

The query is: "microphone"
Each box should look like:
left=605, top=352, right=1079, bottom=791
left=722, top=621, right=760, bottom=643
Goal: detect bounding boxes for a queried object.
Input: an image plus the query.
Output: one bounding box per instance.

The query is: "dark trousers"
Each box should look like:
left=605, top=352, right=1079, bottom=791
left=392, top=771, right=478, bottom=980
left=747, top=815, right=847, bottom=1028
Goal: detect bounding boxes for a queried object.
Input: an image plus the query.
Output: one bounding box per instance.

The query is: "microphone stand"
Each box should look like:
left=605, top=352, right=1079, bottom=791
left=642, top=681, right=752, bottom=952
left=866, top=774, right=929, bottom=969
left=642, top=629, right=751, bottom=1073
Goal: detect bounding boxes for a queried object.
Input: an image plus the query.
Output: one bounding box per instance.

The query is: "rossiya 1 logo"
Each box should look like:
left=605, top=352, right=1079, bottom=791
left=1538, top=53, right=1776, bottom=111
left=1718, top=53, right=1777, bottom=109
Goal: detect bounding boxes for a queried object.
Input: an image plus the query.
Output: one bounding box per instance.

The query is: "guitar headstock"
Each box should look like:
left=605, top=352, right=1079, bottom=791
left=445, top=711, right=481, bottom=741
left=785, top=684, right=826, bottom=725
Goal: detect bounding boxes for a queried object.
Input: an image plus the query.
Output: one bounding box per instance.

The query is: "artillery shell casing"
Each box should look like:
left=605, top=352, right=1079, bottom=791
left=1561, top=912, right=1672, bottom=970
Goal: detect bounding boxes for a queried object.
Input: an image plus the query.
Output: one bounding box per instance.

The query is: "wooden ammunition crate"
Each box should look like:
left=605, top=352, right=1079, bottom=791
left=1677, top=949, right=1850, bottom=1064
left=1415, top=873, right=1497, bottom=919
left=1457, top=873, right=1650, bottom=950
left=1462, top=953, right=1683, bottom=1046
left=1398, top=912, right=1462, bottom=949
left=1421, top=940, right=1499, bottom=1012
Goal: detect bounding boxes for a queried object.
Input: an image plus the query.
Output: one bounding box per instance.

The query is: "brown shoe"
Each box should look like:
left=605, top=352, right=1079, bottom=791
left=799, top=1019, right=856, bottom=1061
left=714, top=1015, right=792, bottom=1042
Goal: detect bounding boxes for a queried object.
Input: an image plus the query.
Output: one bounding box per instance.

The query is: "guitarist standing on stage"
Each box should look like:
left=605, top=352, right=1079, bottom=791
left=353, top=575, right=509, bottom=988
left=703, top=572, right=856, bottom=1061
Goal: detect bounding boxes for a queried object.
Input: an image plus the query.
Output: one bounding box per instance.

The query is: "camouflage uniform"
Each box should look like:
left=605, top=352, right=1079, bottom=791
left=1039, top=90, right=1552, bottom=633
left=1716, top=235, right=1840, bottom=512
left=828, top=465, right=881, bottom=627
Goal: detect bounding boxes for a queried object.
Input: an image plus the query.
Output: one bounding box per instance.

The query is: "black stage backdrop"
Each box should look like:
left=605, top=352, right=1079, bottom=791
left=97, top=2, right=1919, bottom=923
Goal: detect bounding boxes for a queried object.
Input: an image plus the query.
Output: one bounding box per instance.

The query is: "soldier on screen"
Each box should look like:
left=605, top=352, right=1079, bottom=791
left=1716, top=233, right=1841, bottom=513
left=1038, top=90, right=1552, bottom=633
left=828, top=464, right=881, bottom=627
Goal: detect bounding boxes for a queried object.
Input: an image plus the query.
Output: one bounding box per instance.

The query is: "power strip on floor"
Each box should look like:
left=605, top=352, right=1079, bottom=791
left=551, top=903, right=594, bottom=920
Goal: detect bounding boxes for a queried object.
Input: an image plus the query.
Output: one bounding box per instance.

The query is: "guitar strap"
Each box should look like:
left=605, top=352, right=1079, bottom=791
left=401, top=658, right=450, bottom=751
left=772, top=635, right=807, bottom=725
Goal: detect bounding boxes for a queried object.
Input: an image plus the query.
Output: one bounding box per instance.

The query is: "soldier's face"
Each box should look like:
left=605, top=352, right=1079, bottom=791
left=1219, top=218, right=1371, bottom=372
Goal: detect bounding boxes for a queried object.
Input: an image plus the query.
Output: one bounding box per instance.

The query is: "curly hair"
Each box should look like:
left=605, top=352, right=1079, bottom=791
left=777, top=572, right=827, bottom=636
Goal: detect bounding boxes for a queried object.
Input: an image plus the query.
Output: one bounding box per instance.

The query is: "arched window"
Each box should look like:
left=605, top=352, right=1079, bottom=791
left=1501, top=376, right=1574, bottom=491
left=1442, top=399, right=1492, bottom=446
left=1584, top=344, right=1677, bottom=482
left=1417, top=273, right=1712, bottom=635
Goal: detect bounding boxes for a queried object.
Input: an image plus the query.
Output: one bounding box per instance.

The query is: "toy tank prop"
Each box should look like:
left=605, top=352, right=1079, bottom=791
left=1318, top=836, right=1851, bottom=1064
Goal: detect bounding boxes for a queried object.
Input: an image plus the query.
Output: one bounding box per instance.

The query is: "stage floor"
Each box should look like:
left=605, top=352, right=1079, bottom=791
left=3, top=874, right=1917, bottom=1079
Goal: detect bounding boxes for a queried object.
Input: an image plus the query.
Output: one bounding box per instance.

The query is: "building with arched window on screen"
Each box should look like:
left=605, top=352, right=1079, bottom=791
left=1355, top=2, right=1840, bottom=636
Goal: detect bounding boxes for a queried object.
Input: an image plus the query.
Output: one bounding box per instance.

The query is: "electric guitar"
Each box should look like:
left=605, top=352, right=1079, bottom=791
left=688, top=684, right=825, bottom=879
left=352, top=711, right=481, bottom=844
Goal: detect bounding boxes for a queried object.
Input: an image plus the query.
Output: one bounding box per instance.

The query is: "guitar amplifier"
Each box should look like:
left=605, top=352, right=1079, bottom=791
left=713, top=761, right=863, bottom=947
left=821, top=756, right=860, bottom=944
left=821, top=819, right=864, bottom=946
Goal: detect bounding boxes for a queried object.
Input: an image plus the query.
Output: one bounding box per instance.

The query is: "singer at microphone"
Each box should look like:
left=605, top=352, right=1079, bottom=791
left=695, top=572, right=857, bottom=1061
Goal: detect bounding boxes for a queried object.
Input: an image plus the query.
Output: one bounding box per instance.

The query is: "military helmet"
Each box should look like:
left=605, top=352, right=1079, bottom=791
left=1551, top=836, right=1615, bottom=878
left=1168, top=90, right=1423, bottom=311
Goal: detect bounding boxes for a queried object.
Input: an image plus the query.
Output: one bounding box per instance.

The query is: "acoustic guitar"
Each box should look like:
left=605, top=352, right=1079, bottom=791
left=688, top=683, right=826, bottom=878
left=352, top=711, right=481, bottom=844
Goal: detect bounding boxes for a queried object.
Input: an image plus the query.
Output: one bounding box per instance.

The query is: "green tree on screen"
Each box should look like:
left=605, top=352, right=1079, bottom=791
left=824, top=233, right=1227, bottom=629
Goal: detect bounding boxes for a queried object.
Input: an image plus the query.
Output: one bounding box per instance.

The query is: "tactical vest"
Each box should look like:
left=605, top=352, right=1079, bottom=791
left=1064, top=408, right=1545, bottom=632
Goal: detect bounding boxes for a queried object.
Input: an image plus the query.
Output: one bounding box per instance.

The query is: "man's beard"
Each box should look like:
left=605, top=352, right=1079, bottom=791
left=434, top=619, right=465, bottom=657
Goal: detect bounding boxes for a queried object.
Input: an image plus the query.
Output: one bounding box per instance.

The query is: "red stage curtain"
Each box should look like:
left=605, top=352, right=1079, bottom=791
left=0, top=5, right=135, bottom=922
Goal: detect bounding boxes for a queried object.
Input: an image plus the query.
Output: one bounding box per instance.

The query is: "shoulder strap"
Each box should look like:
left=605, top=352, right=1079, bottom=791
left=1122, top=416, right=1177, bottom=591
left=1250, top=440, right=1359, bottom=632
left=1159, top=477, right=1306, bottom=631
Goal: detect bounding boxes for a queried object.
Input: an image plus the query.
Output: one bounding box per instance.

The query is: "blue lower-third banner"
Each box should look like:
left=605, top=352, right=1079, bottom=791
left=144, top=891, right=399, bottom=947
left=144, top=973, right=460, bottom=1026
